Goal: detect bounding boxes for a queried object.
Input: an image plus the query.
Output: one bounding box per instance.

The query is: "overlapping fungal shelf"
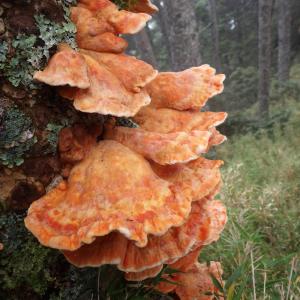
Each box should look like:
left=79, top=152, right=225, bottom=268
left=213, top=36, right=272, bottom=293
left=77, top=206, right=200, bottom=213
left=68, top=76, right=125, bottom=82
left=26, top=1, right=228, bottom=299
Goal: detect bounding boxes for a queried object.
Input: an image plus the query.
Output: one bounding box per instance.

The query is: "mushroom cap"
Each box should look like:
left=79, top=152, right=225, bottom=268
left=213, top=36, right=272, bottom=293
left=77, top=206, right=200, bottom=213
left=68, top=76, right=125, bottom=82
left=25, top=140, right=192, bottom=250
left=107, top=8, right=151, bottom=34
left=124, top=265, right=163, bottom=281
left=124, top=199, right=226, bottom=281
left=72, top=0, right=152, bottom=53
left=62, top=199, right=227, bottom=276
left=78, top=0, right=151, bottom=34
left=71, top=7, right=128, bottom=53
left=146, top=65, right=225, bottom=110
left=128, top=247, right=203, bottom=291
left=134, top=107, right=227, bottom=134
left=169, top=246, right=202, bottom=272
left=157, top=261, right=224, bottom=300
left=208, top=128, right=227, bottom=148
left=33, top=46, right=90, bottom=89
left=151, top=157, right=223, bottom=202
left=105, top=125, right=212, bottom=165
left=80, top=49, right=158, bottom=93
left=72, top=54, right=151, bottom=116
left=127, top=0, right=159, bottom=14
left=37, top=47, right=157, bottom=117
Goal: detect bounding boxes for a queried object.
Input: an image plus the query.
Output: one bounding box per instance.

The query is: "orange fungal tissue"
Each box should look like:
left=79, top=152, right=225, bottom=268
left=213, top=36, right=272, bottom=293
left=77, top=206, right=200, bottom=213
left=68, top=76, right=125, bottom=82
left=33, top=0, right=157, bottom=117
left=25, top=0, right=228, bottom=298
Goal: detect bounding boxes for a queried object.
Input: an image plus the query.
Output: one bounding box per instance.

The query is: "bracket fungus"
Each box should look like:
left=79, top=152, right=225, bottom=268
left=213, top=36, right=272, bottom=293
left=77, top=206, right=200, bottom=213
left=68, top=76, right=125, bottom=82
left=25, top=0, right=228, bottom=298
left=62, top=198, right=226, bottom=276
left=105, top=124, right=213, bottom=165
left=25, top=140, right=193, bottom=250
left=33, top=45, right=90, bottom=89
left=156, top=250, right=224, bottom=300
left=33, top=0, right=158, bottom=117
left=127, top=0, right=159, bottom=14
left=145, top=65, right=225, bottom=111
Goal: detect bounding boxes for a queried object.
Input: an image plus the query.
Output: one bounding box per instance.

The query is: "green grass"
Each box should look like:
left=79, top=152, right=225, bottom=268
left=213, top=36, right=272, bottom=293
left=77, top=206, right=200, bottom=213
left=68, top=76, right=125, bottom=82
left=201, top=101, right=300, bottom=299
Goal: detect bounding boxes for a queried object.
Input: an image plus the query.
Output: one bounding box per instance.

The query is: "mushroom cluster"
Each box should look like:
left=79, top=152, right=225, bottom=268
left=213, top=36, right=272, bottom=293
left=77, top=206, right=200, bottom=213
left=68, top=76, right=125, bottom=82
left=25, top=1, right=228, bottom=299
left=34, top=0, right=158, bottom=117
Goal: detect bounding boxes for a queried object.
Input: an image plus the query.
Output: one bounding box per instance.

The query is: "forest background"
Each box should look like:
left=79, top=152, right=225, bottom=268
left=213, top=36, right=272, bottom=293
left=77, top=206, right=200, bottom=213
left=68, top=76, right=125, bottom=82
left=0, top=0, right=299, bottom=299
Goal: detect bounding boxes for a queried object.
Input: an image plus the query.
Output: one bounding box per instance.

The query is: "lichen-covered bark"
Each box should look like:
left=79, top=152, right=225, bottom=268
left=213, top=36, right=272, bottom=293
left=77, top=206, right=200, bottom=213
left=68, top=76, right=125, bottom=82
left=0, top=0, right=102, bottom=212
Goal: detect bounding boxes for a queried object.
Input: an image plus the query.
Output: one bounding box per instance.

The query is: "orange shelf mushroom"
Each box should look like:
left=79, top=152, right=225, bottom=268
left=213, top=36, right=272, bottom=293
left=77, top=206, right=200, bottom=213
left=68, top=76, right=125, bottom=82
left=62, top=198, right=226, bottom=276
left=77, top=0, right=151, bottom=33
left=33, top=44, right=90, bottom=89
left=156, top=250, right=224, bottom=300
left=67, top=54, right=153, bottom=116
left=73, top=0, right=152, bottom=51
left=33, top=0, right=158, bottom=117
left=134, top=107, right=227, bottom=134
left=105, top=124, right=213, bottom=165
left=145, top=65, right=225, bottom=111
left=126, top=0, right=158, bottom=14
left=132, top=65, right=227, bottom=161
left=25, top=140, right=194, bottom=250
left=25, top=1, right=228, bottom=298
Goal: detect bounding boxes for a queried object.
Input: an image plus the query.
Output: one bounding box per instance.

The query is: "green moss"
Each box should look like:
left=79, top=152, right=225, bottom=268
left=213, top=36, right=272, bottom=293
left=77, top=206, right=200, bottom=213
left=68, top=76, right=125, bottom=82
left=0, top=213, right=59, bottom=297
left=0, top=211, right=172, bottom=299
left=0, top=107, right=37, bottom=168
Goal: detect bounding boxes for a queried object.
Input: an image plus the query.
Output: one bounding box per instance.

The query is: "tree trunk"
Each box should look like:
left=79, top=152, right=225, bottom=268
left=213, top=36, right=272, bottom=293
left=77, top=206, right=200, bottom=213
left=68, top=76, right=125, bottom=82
left=277, top=0, right=291, bottom=82
left=258, top=0, right=273, bottom=118
left=208, top=0, right=221, bottom=72
left=165, top=0, right=202, bottom=71
left=133, top=26, right=158, bottom=67
left=152, top=0, right=172, bottom=69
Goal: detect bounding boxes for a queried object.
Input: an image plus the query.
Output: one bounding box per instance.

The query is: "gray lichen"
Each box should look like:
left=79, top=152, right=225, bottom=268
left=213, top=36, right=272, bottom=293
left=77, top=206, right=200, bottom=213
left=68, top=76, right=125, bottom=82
left=0, top=5, right=76, bottom=89
left=45, top=122, right=65, bottom=155
left=0, top=107, right=37, bottom=167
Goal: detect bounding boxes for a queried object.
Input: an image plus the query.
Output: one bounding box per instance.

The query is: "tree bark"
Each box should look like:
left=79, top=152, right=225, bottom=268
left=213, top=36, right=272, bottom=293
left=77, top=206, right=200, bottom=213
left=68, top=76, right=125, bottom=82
left=258, top=0, right=273, bottom=118
left=133, top=26, right=157, bottom=67
left=153, top=0, right=172, bottom=69
left=0, top=0, right=102, bottom=211
left=277, top=0, right=291, bottom=82
left=165, top=0, right=202, bottom=71
left=208, top=0, right=221, bottom=72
